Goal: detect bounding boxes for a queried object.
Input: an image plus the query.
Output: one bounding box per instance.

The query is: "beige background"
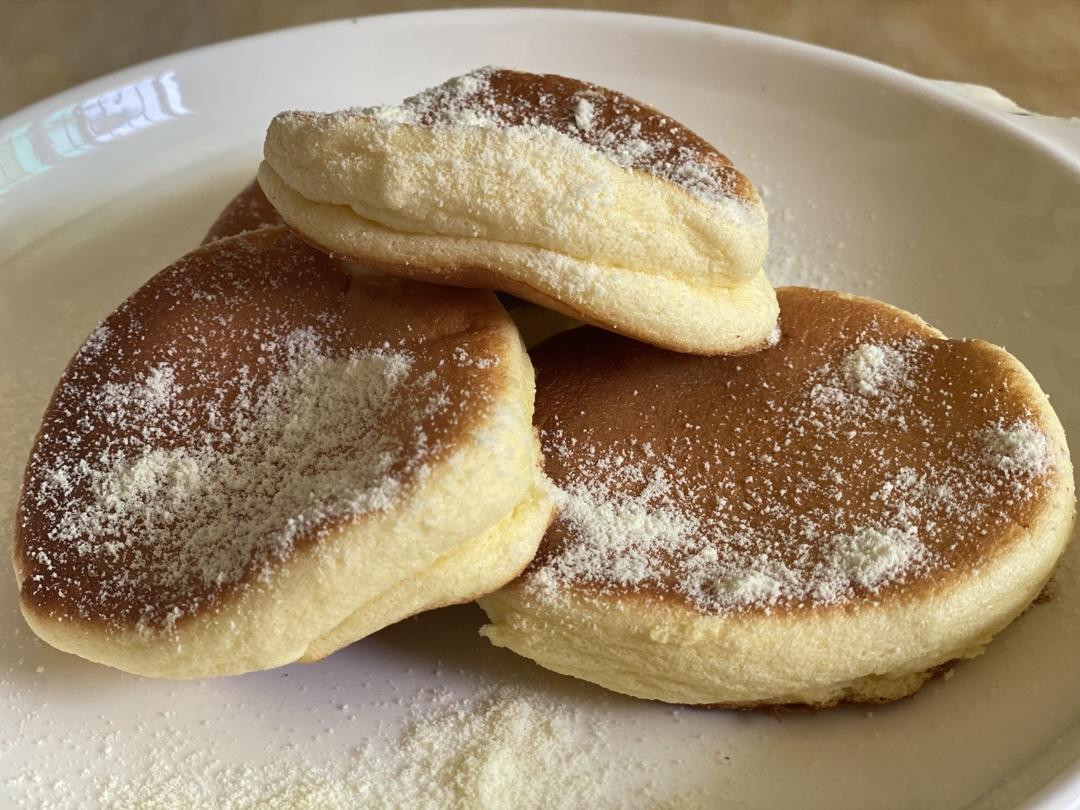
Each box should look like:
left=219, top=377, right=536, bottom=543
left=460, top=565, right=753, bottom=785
left=2, top=0, right=1079, bottom=119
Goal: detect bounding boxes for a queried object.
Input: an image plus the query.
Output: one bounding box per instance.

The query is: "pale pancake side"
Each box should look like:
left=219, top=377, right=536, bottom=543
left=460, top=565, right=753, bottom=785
left=259, top=163, right=778, bottom=356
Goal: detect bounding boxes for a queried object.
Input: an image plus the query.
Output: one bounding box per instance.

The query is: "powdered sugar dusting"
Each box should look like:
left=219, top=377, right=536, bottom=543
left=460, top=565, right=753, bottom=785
left=29, top=329, right=417, bottom=633
left=14, top=684, right=697, bottom=809
left=573, top=96, right=595, bottom=132
left=17, top=235, right=491, bottom=633
left=543, top=468, right=699, bottom=589
left=352, top=67, right=752, bottom=207
left=345, top=688, right=622, bottom=809
left=77, top=324, right=111, bottom=359
left=983, top=420, right=1052, bottom=477
left=530, top=439, right=943, bottom=613
left=823, top=526, right=927, bottom=593
left=713, top=566, right=783, bottom=606
left=841, top=343, right=908, bottom=396
left=526, top=318, right=1059, bottom=615
left=809, top=339, right=921, bottom=426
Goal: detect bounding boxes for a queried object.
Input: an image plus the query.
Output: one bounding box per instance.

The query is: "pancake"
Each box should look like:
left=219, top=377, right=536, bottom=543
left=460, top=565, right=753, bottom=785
left=478, top=287, right=1075, bottom=707
left=207, top=177, right=579, bottom=349
left=258, top=67, right=778, bottom=355
left=15, top=226, right=551, bottom=678
left=202, top=179, right=282, bottom=243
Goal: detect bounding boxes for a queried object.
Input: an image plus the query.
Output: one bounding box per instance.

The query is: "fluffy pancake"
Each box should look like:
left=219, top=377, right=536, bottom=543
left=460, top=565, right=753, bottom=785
left=15, top=226, right=551, bottom=678
left=479, top=287, right=1075, bottom=707
left=258, top=67, right=778, bottom=355
left=208, top=177, right=579, bottom=349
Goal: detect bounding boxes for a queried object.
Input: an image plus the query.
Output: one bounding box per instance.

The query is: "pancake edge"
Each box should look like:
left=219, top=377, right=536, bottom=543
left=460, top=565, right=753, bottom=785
left=258, top=162, right=778, bottom=357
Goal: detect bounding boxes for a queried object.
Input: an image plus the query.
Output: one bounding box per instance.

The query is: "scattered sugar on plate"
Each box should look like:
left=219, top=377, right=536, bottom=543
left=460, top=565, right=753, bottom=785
left=38, top=687, right=702, bottom=810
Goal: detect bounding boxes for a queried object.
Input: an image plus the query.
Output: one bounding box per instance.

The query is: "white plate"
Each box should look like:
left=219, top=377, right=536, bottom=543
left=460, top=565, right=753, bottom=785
left=2, top=10, right=1079, bottom=809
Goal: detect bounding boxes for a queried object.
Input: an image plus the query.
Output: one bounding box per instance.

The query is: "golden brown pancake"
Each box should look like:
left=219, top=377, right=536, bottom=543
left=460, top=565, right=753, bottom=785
left=15, top=226, right=549, bottom=678
left=258, top=67, right=777, bottom=355
left=479, top=287, right=1075, bottom=706
left=391, top=68, right=758, bottom=204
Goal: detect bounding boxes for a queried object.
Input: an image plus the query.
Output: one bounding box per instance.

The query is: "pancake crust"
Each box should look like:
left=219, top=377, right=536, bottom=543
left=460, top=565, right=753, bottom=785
left=259, top=67, right=777, bottom=355
left=479, top=287, right=1075, bottom=706
left=15, top=227, right=548, bottom=678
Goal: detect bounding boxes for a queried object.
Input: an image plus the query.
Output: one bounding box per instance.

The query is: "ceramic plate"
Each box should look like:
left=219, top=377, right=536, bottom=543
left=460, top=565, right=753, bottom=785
left=2, top=10, right=1079, bottom=808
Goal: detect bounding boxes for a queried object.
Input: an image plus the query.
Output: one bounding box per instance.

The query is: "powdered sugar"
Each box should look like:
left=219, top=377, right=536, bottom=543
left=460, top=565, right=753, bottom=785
left=713, top=566, right=784, bottom=606
left=841, top=343, right=908, bottom=396
left=573, top=96, right=595, bottom=131
left=91, top=449, right=203, bottom=531
left=361, top=67, right=504, bottom=128
left=526, top=321, right=1059, bottom=615
left=77, top=323, right=111, bottom=359
left=20, top=684, right=692, bottom=810
left=983, top=420, right=1052, bottom=476
left=353, top=67, right=752, bottom=207
left=16, top=236, right=486, bottom=633
left=545, top=468, right=699, bottom=589
left=822, top=526, right=927, bottom=593
left=531, top=436, right=943, bottom=612
left=810, top=340, right=919, bottom=422
left=702, top=526, right=927, bottom=609
left=349, top=688, right=618, bottom=809
left=29, top=327, right=417, bottom=632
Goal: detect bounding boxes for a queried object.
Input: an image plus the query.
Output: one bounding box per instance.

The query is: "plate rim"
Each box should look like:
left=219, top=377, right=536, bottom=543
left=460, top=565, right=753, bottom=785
left=1, top=8, right=1078, bottom=176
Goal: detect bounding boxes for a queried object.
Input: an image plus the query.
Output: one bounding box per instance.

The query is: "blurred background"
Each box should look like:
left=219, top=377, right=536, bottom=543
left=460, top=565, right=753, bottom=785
left=2, top=0, right=1078, bottom=118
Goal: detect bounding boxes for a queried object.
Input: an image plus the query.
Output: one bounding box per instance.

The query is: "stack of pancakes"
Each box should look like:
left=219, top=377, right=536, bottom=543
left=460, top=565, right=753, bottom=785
left=15, top=68, right=1074, bottom=707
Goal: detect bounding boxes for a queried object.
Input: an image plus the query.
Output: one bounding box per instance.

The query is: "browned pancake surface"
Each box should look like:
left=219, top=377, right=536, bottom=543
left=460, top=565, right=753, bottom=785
left=16, top=227, right=510, bottom=632
left=527, top=287, right=1063, bottom=615
left=356, top=67, right=755, bottom=206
